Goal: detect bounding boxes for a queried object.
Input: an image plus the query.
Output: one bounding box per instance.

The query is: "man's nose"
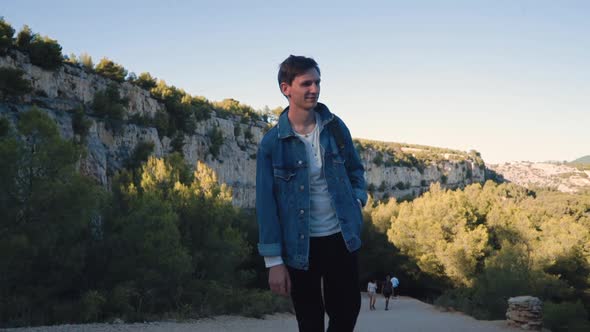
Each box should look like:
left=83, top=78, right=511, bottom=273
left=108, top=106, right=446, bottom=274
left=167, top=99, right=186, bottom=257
left=310, top=83, right=319, bottom=93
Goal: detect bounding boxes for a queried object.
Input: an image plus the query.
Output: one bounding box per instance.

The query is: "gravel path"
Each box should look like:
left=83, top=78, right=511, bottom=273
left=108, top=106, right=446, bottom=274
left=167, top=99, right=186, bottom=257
left=3, top=295, right=524, bottom=332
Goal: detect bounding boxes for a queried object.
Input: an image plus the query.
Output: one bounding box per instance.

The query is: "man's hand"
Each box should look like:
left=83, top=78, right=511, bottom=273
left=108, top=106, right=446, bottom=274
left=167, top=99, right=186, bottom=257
left=268, top=264, right=291, bottom=297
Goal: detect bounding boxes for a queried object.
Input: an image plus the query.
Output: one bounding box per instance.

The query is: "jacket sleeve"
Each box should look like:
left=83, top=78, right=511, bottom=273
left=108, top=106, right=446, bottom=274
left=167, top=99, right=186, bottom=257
left=255, top=143, right=283, bottom=257
left=340, top=119, right=368, bottom=206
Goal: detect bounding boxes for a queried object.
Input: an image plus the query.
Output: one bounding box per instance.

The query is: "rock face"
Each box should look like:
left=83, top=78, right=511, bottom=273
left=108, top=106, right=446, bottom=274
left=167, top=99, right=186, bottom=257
left=0, top=50, right=485, bottom=208
left=506, top=296, right=543, bottom=331
left=489, top=162, right=590, bottom=193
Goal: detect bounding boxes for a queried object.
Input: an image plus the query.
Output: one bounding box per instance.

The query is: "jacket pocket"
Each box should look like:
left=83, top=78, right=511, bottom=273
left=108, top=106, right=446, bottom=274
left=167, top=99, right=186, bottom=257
left=273, top=168, right=296, bottom=181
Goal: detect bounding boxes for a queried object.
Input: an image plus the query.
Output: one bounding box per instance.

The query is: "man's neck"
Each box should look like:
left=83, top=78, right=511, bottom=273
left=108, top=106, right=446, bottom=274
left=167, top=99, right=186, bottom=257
left=288, top=106, right=316, bottom=135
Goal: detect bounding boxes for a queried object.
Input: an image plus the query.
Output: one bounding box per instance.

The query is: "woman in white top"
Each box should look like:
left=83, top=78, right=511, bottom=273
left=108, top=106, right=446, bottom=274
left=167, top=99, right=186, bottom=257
left=367, top=279, right=378, bottom=310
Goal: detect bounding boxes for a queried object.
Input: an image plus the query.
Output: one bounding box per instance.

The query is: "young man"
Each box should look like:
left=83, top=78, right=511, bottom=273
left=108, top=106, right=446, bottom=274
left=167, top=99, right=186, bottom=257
left=256, top=55, right=367, bottom=331
left=382, top=275, right=393, bottom=310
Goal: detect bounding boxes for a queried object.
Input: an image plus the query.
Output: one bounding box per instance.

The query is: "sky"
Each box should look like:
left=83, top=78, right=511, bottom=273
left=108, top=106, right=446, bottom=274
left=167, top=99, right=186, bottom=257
left=2, top=0, right=589, bottom=164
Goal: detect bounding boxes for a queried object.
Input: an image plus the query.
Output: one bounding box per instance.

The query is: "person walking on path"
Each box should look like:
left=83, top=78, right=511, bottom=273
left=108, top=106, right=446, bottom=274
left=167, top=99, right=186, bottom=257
left=367, top=279, right=378, bottom=310
left=382, top=275, right=393, bottom=310
left=256, top=55, right=367, bottom=332
left=391, top=275, right=400, bottom=298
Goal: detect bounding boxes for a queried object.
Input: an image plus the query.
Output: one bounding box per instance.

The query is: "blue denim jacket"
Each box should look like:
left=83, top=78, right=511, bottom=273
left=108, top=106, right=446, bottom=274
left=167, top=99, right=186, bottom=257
left=256, top=103, right=367, bottom=270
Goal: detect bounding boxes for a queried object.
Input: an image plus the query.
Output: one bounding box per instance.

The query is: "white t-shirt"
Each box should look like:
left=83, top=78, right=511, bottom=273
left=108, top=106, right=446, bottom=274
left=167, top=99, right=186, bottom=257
left=367, top=281, right=377, bottom=293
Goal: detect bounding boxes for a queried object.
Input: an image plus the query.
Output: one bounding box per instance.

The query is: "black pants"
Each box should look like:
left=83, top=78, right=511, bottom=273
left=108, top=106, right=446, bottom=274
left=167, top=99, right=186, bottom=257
left=287, top=232, right=361, bottom=332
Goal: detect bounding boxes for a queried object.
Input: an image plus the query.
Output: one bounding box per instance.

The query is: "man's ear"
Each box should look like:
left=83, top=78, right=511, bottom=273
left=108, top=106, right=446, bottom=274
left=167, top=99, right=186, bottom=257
left=280, top=82, right=291, bottom=98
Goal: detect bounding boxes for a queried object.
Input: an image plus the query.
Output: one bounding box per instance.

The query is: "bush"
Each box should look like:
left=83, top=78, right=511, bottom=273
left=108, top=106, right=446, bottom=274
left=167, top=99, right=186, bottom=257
left=70, top=107, right=91, bottom=141
left=92, top=84, right=128, bottom=130
left=126, top=141, right=155, bottom=170
left=373, top=152, right=384, bottom=166
left=0, top=67, right=32, bottom=97
left=95, top=58, right=128, bottom=82
left=80, top=290, right=106, bottom=323
left=544, top=301, right=590, bottom=332
left=79, top=52, right=94, bottom=71
left=15, top=25, right=32, bottom=50
left=0, top=18, right=15, bottom=54
left=27, top=35, right=63, bottom=70
left=208, top=126, right=224, bottom=158
left=136, top=72, right=157, bottom=90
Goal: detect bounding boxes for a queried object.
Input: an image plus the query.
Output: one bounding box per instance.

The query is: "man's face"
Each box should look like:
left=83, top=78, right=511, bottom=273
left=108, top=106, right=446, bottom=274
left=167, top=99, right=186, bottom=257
left=281, top=68, right=321, bottom=111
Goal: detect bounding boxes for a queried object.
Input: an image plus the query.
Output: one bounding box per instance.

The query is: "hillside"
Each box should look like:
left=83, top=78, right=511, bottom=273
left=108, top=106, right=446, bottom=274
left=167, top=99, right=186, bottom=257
left=488, top=161, right=590, bottom=193
left=572, top=155, right=590, bottom=164
left=0, top=48, right=484, bottom=206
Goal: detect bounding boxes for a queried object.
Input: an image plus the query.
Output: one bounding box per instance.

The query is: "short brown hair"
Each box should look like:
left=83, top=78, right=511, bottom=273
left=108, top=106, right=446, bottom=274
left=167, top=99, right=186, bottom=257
left=277, top=55, right=321, bottom=86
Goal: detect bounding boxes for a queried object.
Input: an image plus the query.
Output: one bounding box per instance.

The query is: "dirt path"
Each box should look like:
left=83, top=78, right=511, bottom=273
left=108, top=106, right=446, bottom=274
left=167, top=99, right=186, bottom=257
left=4, top=295, right=523, bottom=332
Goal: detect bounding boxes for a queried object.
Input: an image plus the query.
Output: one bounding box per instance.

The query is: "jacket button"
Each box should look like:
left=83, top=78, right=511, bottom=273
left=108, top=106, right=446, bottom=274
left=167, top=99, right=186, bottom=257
left=298, top=160, right=303, bottom=165
left=300, top=234, right=305, bottom=240
left=299, top=209, right=304, bottom=215
left=299, top=185, right=304, bottom=191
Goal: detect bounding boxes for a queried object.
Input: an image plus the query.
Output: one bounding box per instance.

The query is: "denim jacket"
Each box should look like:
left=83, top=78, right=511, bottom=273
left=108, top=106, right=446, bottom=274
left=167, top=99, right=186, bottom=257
left=256, top=103, right=367, bottom=270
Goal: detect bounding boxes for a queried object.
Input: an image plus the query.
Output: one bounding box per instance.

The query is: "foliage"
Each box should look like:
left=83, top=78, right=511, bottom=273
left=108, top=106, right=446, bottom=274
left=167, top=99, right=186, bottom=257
left=79, top=52, right=94, bottom=71
left=136, top=72, right=157, bottom=90
left=95, top=58, right=128, bottom=82
left=0, top=67, right=32, bottom=97
left=91, top=84, right=128, bottom=130
left=17, top=27, right=63, bottom=70
left=15, top=25, right=32, bottom=50
left=382, top=181, right=590, bottom=328
left=0, top=17, right=15, bottom=54
left=208, top=126, right=224, bottom=158
left=0, top=107, right=102, bottom=326
left=70, top=107, right=91, bottom=141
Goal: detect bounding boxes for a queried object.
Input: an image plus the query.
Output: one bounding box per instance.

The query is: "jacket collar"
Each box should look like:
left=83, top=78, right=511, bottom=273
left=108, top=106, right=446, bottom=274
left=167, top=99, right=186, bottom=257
left=277, top=102, right=335, bottom=139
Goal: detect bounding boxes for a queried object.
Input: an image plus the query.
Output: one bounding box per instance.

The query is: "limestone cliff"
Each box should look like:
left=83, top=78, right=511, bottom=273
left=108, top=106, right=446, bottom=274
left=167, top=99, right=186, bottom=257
left=0, top=50, right=485, bottom=207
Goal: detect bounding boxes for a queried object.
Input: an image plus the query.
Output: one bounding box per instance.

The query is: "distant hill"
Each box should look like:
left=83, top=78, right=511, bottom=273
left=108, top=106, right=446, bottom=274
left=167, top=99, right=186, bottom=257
left=488, top=162, right=590, bottom=193
left=572, top=155, right=590, bottom=164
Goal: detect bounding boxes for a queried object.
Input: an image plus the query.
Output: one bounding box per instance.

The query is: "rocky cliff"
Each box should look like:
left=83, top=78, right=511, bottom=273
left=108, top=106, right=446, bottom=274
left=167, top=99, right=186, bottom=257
left=0, top=50, right=485, bottom=207
left=489, top=162, right=590, bottom=193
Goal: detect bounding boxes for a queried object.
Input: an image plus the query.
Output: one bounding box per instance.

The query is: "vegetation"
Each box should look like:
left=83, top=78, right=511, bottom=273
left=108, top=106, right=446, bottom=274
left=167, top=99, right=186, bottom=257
left=358, top=138, right=485, bottom=171
left=0, top=17, right=15, bottom=54
left=0, top=109, right=290, bottom=327
left=91, top=84, right=128, bottom=130
left=359, top=181, right=590, bottom=330
left=95, top=58, right=128, bottom=83
left=0, top=67, right=32, bottom=97
left=14, top=25, right=62, bottom=70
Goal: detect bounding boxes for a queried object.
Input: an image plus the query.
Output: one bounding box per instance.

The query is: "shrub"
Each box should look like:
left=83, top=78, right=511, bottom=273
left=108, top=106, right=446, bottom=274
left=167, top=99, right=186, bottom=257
left=79, top=52, right=94, bottom=71
left=0, top=67, right=32, bottom=96
left=92, top=84, right=128, bottom=130
left=126, top=141, right=155, bottom=170
left=136, top=72, right=157, bottom=90
left=544, top=301, right=590, bottom=332
left=70, top=107, right=91, bottom=141
left=208, top=126, right=224, bottom=158
left=95, top=58, right=128, bottom=82
left=27, top=35, right=63, bottom=70
left=395, top=181, right=406, bottom=190
left=0, top=18, right=15, bottom=54
left=373, top=152, right=383, bottom=166
left=15, top=25, right=32, bottom=50
left=80, top=290, right=106, bottom=323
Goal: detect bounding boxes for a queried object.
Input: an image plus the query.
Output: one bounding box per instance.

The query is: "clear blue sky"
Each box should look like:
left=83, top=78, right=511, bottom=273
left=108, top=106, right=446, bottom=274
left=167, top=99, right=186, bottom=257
left=3, top=0, right=589, bottom=163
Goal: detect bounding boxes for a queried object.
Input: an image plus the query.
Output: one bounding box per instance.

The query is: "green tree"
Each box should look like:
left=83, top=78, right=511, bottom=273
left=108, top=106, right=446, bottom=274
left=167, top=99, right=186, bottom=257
left=27, top=35, right=63, bottom=70
left=15, top=25, right=32, bottom=50
left=91, top=84, right=128, bottom=130
left=0, top=67, right=32, bottom=97
left=0, top=107, right=102, bottom=326
left=0, top=17, right=15, bottom=54
left=136, top=72, right=157, bottom=90
left=95, top=57, right=128, bottom=82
